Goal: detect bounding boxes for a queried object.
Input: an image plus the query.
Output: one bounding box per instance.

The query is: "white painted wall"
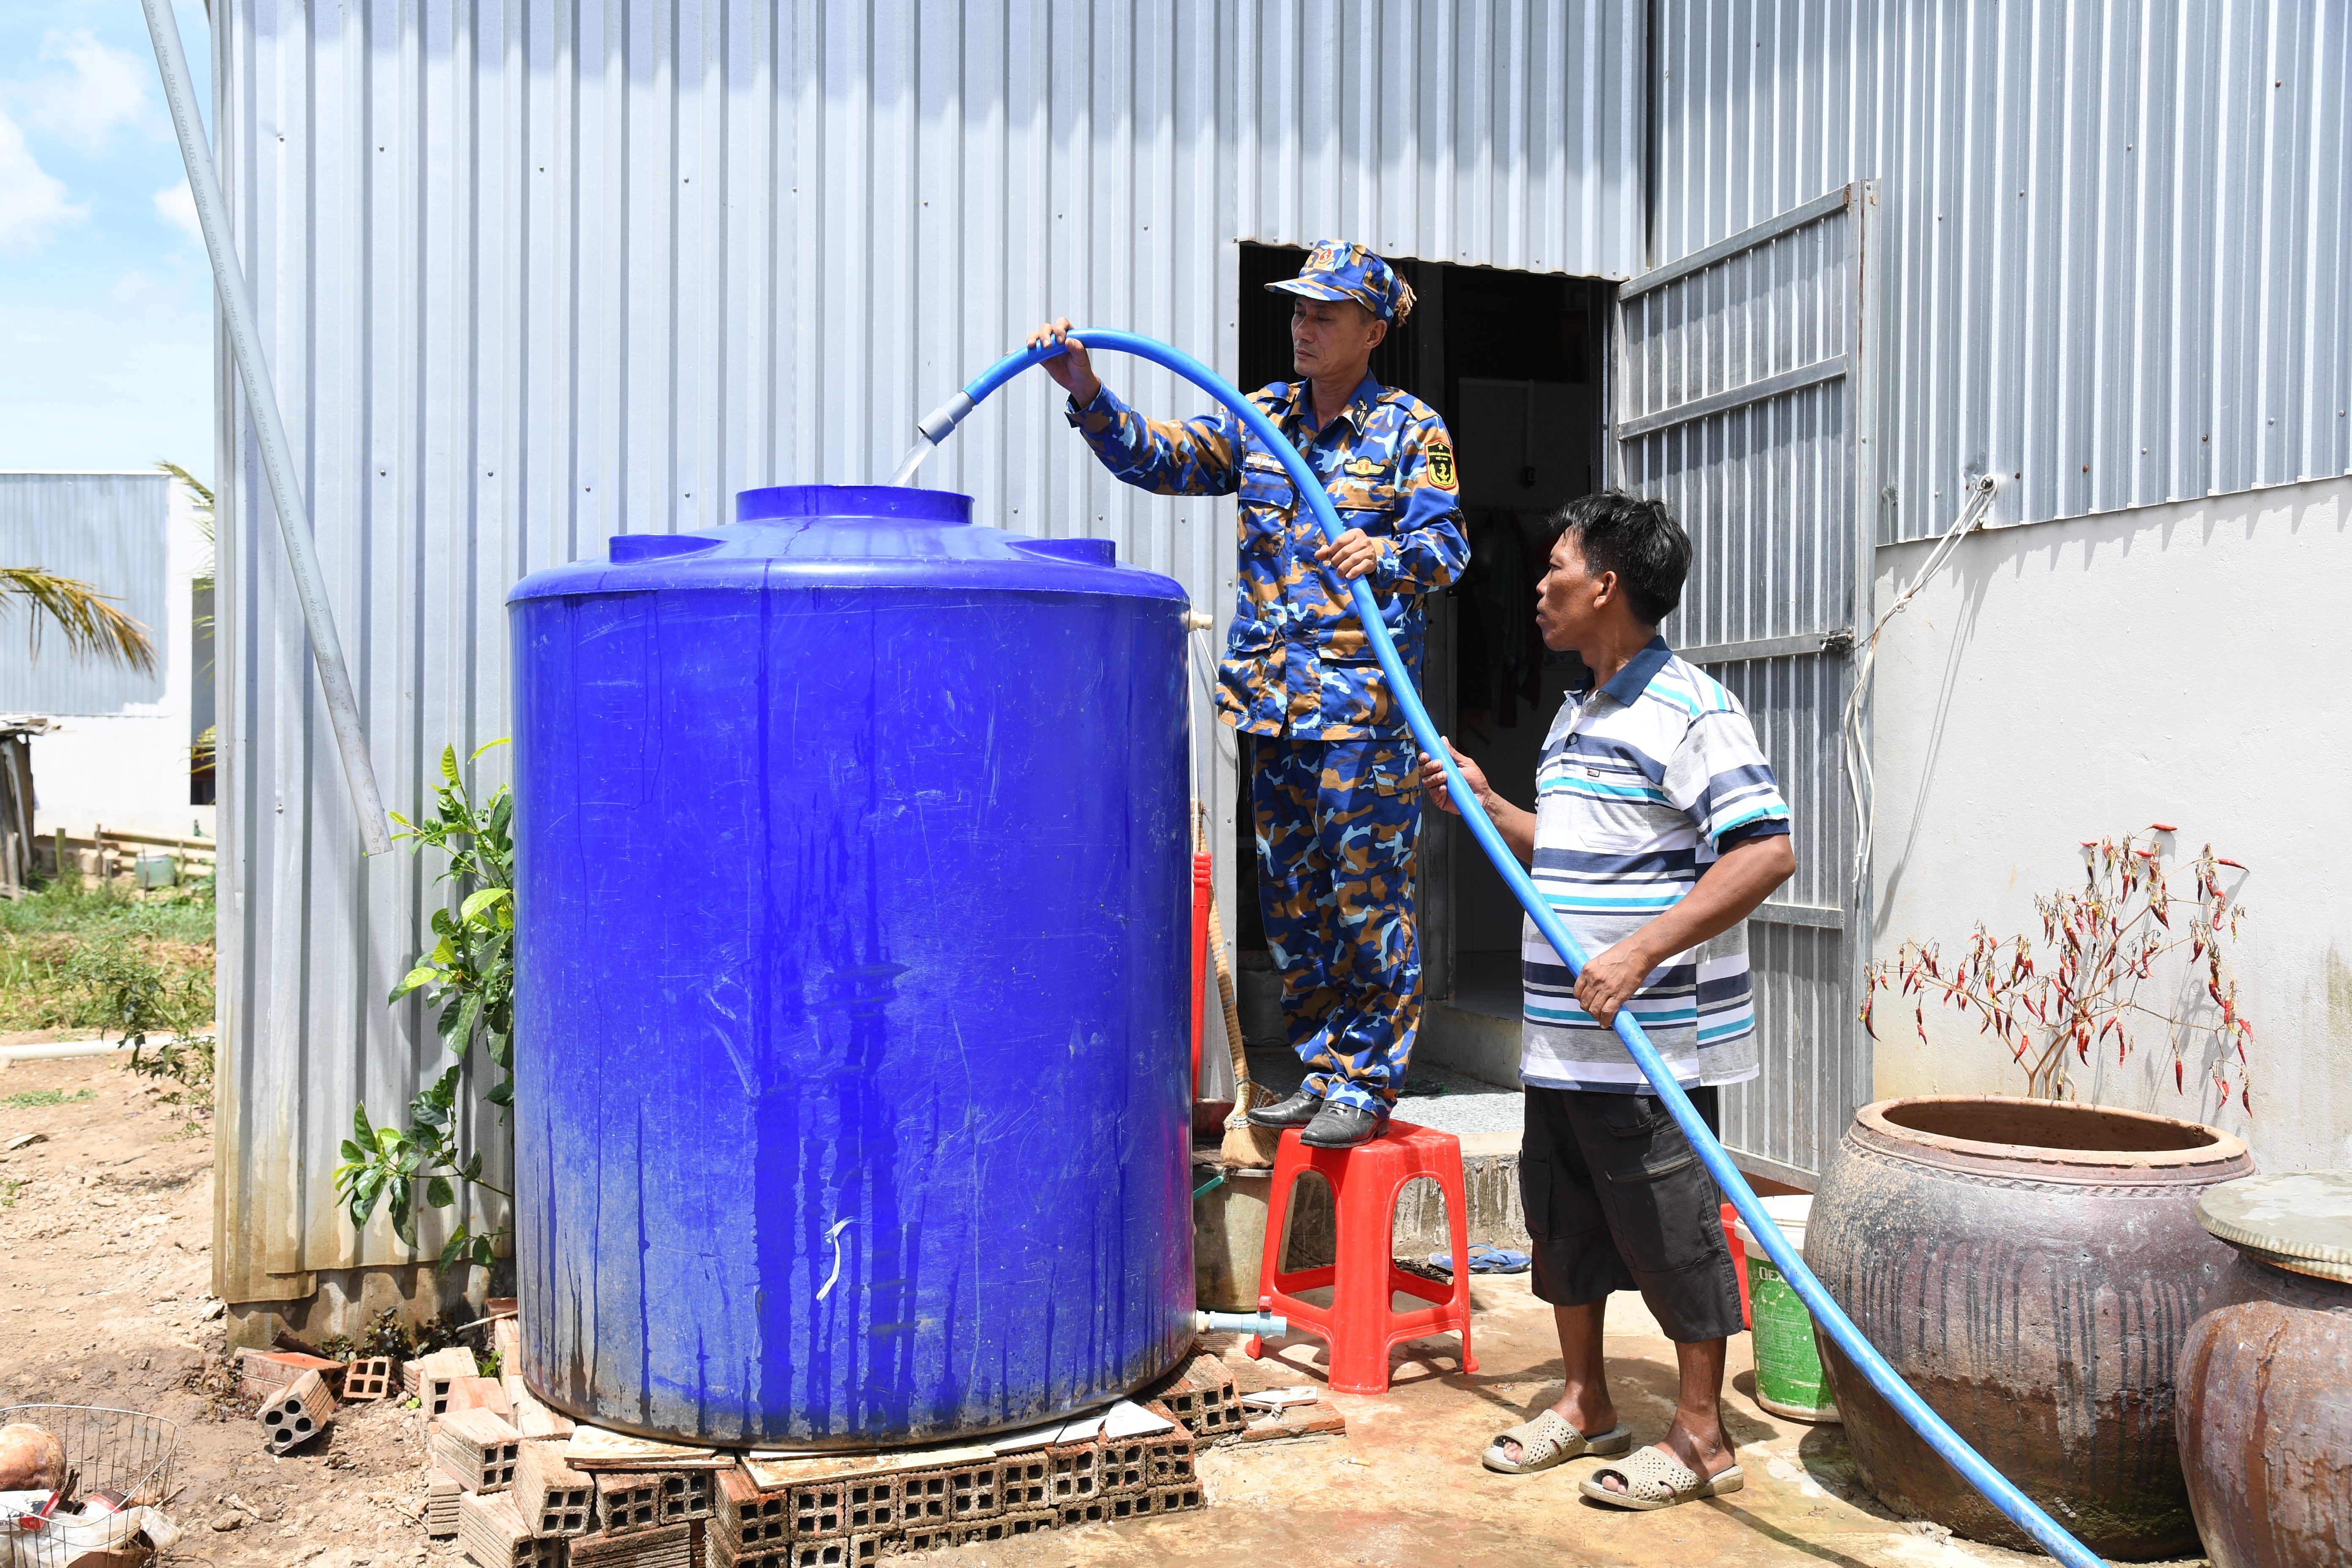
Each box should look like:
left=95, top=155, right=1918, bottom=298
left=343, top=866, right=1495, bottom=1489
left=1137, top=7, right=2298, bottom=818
left=1869, top=474, right=2352, bottom=1173
left=28, top=480, right=215, bottom=844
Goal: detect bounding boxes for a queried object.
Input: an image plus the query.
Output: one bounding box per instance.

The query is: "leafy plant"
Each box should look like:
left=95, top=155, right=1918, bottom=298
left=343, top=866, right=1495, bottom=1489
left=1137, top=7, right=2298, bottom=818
left=335, top=740, right=516, bottom=1272
left=1865, top=827, right=2253, bottom=1110
left=62, top=938, right=217, bottom=1113
left=320, top=1305, right=468, bottom=1365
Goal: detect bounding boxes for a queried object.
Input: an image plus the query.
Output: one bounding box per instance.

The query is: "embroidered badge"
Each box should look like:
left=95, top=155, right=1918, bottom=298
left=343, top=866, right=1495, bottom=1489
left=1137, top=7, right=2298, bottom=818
left=1426, top=439, right=1458, bottom=490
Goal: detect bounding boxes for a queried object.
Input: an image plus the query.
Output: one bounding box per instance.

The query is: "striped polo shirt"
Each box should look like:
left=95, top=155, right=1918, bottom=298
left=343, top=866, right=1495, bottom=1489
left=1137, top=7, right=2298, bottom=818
left=1520, top=637, right=1791, bottom=1092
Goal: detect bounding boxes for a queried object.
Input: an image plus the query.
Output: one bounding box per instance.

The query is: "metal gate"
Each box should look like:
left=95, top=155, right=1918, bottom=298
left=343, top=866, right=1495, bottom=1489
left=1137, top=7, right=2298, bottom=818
left=1612, top=182, right=1881, bottom=1187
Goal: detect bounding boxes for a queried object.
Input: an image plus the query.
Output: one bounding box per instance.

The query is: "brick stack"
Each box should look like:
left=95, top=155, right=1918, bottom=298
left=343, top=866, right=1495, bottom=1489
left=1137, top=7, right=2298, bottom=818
left=429, top=1407, right=1213, bottom=1564
left=1143, top=1348, right=1249, bottom=1442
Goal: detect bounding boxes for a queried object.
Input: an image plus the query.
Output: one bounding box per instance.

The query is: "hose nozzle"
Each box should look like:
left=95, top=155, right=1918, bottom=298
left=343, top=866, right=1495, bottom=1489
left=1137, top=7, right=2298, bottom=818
left=914, top=392, right=978, bottom=445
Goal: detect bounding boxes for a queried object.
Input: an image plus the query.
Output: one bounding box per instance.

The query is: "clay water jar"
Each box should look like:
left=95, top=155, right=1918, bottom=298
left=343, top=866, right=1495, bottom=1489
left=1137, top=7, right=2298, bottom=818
left=1805, top=1095, right=2253, bottom=1560
left=2174, top=1172, right=2352, bottom=1568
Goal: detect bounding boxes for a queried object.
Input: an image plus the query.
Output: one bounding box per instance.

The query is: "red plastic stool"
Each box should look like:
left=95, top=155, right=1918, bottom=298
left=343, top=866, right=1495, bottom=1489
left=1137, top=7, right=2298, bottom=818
left=1244, top=1118, right=1478, bottom=1394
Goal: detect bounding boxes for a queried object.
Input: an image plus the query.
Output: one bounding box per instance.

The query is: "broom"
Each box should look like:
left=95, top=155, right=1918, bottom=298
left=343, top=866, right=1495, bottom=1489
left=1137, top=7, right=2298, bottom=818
left=1198, top=804, right=1281, bottom=1168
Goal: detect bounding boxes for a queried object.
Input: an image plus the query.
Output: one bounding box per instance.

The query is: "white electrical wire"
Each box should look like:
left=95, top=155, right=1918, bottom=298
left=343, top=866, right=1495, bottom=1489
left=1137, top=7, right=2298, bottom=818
left=1842, top=474, right=1998, bottom=895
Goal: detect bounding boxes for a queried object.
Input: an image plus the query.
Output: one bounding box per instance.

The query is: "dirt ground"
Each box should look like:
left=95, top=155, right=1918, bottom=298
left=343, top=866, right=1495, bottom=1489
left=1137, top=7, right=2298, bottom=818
left=0, top=1054, right=2206, bottom=1568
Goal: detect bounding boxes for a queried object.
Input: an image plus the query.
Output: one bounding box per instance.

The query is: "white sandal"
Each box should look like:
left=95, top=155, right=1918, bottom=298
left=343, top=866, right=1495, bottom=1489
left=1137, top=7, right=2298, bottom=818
left=1479, top=1410, right=1633, bottom=1475
left=1579, top=1444, right=1745, bottom=1509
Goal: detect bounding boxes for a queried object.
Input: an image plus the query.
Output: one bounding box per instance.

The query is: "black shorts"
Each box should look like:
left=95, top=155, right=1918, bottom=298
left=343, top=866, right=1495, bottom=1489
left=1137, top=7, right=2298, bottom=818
left=1519, top=1085, right=1746, bottom=1344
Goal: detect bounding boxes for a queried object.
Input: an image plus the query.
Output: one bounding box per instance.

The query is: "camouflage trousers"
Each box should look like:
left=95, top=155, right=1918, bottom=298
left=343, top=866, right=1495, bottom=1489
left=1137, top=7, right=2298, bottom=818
left=1250, top=736, right=1422, bottom=1114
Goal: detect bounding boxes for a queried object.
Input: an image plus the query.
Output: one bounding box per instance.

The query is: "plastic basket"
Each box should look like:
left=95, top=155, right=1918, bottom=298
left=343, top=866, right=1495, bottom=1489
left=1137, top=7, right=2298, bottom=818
left=1, top=1405, right=179, bottom=1565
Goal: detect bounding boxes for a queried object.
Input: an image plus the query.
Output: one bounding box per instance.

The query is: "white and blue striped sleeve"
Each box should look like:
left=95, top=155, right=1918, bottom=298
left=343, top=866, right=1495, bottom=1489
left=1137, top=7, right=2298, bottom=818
left=1663, top=690, right=1791, bottom=852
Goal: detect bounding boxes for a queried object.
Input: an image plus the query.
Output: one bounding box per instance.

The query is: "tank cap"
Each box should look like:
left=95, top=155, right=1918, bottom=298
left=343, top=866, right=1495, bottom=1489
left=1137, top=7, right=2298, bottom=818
left=2197, top=1170, right=2352, bottom=1283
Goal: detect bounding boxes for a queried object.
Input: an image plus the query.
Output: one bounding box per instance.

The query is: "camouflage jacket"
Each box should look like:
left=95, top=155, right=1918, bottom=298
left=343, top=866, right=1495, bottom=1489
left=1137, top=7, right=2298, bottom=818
left=1067, top=375, right=1467, bottom=740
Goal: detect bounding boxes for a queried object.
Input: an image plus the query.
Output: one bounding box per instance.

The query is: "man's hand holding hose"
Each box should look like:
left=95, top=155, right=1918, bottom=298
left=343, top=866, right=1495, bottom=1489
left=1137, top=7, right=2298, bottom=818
left=1029, top=316, right=1383, bottom=583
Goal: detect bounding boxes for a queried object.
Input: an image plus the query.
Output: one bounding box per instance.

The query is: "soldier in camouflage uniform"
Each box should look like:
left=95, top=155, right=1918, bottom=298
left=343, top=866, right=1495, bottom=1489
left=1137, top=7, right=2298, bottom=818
left=1030, top=241, right=1467, bottom=1147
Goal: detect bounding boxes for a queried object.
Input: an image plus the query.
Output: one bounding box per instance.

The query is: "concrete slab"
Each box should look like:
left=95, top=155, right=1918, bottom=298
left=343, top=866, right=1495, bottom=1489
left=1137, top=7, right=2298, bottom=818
left=953, top=1274, right=2202, bottom=1568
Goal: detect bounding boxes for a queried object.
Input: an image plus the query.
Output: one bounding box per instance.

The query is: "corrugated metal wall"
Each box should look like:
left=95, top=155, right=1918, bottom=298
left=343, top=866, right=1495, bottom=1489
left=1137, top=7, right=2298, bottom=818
left=1654, top=0, right=2352, bottom=540
left=1615, top=186, right=1874, bottom=1183
left=0, top=474, right=170, bottom=716
left=211, top=0, right=1644, bottom=1300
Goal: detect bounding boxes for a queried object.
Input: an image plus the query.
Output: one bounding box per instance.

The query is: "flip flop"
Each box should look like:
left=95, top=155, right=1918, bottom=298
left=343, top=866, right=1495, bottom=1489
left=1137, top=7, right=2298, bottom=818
left=1479, top=1410, right=1633, bottom=1475
left=1426, top=1244, right=1531, bottom=1275
left=1579, top=1445, right=1745, bottom=1510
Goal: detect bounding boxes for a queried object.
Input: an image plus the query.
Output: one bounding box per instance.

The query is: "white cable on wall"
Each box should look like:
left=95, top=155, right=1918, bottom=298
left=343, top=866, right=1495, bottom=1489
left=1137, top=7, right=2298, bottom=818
left=1843, top=474, right=1999, bottom=897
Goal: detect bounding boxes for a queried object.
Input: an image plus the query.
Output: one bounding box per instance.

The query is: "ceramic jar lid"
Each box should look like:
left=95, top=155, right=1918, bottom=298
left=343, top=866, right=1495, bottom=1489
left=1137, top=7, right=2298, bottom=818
left=2197, top=1171, right=2352, bottom=1283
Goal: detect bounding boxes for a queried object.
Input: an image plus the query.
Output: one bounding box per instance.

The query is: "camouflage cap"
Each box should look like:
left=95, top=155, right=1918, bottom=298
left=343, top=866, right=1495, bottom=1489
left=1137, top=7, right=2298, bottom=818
left=1267, top=240, right=1410, bottom=322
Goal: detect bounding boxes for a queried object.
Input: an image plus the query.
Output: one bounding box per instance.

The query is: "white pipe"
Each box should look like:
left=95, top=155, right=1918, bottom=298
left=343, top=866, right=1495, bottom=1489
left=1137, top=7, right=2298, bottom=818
left=138, top=0, right=393, bottom=858
left=0, top=1040, right=131, bottom=1064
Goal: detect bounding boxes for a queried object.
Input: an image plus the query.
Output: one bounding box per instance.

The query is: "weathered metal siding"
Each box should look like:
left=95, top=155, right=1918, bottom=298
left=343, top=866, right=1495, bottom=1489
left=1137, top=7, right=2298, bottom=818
left=1233, top=0, right=1644, bottom=274
left=212, top=0, right=1644, bottom=1299
left=1615, top=185, right=1876, bottom=1184
left=1654, top=0, right=2352, bottom=540
left=0, top=474, right=171, bottom=716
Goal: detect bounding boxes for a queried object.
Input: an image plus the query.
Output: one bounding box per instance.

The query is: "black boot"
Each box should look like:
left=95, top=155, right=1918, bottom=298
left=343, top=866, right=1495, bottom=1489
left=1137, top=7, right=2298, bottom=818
left=1299, top=1100, right=1390, bottom=1149
left=1247, top=1089, right=1321, bottom=1130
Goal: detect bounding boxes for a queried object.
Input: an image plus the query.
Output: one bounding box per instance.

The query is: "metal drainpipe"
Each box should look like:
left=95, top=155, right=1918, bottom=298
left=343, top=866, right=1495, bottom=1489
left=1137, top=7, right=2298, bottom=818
left=138, top=0, right=393, bottom=858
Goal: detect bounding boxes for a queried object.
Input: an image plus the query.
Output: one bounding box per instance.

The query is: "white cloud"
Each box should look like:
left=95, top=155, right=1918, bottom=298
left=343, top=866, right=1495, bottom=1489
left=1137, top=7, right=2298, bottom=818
left=0, top=103, right=84, bottom=248
left=154, top=177, right=201, bottom=247
left=15, top=30, right=154, bottom=154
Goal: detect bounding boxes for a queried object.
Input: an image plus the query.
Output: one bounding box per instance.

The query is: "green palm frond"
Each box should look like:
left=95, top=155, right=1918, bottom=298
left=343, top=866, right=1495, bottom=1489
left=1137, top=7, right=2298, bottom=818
left=0, top=566, right=159, bottom=673
left=154, top=460, right=215, bottom=549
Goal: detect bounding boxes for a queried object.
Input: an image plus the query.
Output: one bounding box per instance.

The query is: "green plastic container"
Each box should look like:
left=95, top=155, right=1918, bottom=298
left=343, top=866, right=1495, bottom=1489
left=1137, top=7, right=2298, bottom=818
left=1734, top=1195, right=1839, bottom=1423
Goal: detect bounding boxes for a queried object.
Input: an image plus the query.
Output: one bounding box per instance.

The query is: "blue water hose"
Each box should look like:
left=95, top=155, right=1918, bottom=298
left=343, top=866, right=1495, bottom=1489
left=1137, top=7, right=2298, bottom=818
left=914, top=328, right=2107, bottom=1568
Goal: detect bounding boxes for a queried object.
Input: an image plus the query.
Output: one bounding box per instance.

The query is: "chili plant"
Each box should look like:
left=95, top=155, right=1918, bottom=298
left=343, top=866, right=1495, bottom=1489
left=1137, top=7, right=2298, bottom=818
left=333, top=740, right=516, bottom=1271
left=1864, top=827, right=2254, bottom=1111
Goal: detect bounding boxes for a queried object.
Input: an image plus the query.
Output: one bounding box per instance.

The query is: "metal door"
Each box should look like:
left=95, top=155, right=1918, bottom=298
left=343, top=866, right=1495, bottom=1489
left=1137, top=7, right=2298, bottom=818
left=1612, top=182, right=1881, bottom=1187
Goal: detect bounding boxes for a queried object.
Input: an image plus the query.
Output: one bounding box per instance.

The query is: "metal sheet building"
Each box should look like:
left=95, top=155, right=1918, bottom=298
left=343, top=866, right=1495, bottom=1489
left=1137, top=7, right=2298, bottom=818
left=211, top=0, right=2351, bottom=1327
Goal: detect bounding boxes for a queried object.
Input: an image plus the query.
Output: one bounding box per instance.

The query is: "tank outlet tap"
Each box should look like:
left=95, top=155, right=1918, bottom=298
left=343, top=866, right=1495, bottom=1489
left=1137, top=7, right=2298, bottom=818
left=1183, top=611, right=1214, bottom=631
left=1194, top=1310, right=1287, bottom=1338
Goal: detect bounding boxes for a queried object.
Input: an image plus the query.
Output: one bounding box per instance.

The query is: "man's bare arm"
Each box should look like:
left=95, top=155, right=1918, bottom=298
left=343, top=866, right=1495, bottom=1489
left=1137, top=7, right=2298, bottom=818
left=1417, top=739, right=1536, bottom=864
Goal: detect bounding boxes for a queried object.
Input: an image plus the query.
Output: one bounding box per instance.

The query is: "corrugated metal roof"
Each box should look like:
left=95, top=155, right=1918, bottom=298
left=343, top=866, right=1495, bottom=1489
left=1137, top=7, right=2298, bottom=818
left=0, top=473, right=170, bottom=716
left=1652, top=0, right=2352, bottom=540
left=210, top=0, right=1644, bottom=1296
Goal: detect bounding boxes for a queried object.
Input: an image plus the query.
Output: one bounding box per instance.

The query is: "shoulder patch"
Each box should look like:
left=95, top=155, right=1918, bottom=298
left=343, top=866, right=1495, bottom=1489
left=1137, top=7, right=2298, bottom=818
left=1425, top=438, right=1457, bottom=491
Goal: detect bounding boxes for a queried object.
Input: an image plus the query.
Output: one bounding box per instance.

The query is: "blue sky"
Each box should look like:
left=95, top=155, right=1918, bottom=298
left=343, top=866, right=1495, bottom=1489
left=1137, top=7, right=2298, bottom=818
left=0, top=1, right=213, bottom=483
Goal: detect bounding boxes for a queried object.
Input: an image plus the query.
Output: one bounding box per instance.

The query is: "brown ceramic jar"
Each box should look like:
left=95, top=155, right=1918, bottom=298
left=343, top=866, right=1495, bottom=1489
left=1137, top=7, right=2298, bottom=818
left=1805, top=1096, right=2254, bottom=1560
left=2174, top=1173, right=2352, bottom=1568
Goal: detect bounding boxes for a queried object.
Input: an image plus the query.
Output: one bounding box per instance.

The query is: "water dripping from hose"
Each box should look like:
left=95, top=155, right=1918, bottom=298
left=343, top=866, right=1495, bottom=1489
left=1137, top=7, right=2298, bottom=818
left=887, top=435, right=936, bottom=487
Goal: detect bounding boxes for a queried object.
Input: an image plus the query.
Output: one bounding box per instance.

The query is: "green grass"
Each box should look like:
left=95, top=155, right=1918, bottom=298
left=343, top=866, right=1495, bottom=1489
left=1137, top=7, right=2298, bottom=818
left=0, top=873, right=216, bottom=1033
left=0, top=870, right=217, bottom=945
left=0, top=1088, right=94, bottom=1110
left=0, top=1178, right=22, bottom=1209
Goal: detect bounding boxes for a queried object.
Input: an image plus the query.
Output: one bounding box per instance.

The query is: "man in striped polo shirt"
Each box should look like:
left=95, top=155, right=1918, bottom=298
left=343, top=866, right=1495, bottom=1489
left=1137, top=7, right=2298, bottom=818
left=1420, top=491, right=1794, bottom=1511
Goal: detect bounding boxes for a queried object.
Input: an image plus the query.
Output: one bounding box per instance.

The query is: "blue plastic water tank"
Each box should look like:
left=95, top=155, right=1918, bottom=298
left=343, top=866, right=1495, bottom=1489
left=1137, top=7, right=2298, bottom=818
left=506, top=484, right=1195, bottom=1447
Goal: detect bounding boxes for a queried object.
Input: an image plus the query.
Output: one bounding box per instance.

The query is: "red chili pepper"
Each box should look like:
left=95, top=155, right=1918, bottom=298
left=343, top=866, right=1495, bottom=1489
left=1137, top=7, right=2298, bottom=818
left=2149, top=822, right=2178, bottom=832
left=2175, top=1060, right=2183, bottom=1093
left=2216, top=858, right=2246, bottom=870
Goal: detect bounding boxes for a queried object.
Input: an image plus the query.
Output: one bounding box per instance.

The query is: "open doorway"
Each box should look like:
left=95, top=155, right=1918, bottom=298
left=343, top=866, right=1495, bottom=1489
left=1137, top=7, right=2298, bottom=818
left=1231, top=244, right=1614, bottom=1089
